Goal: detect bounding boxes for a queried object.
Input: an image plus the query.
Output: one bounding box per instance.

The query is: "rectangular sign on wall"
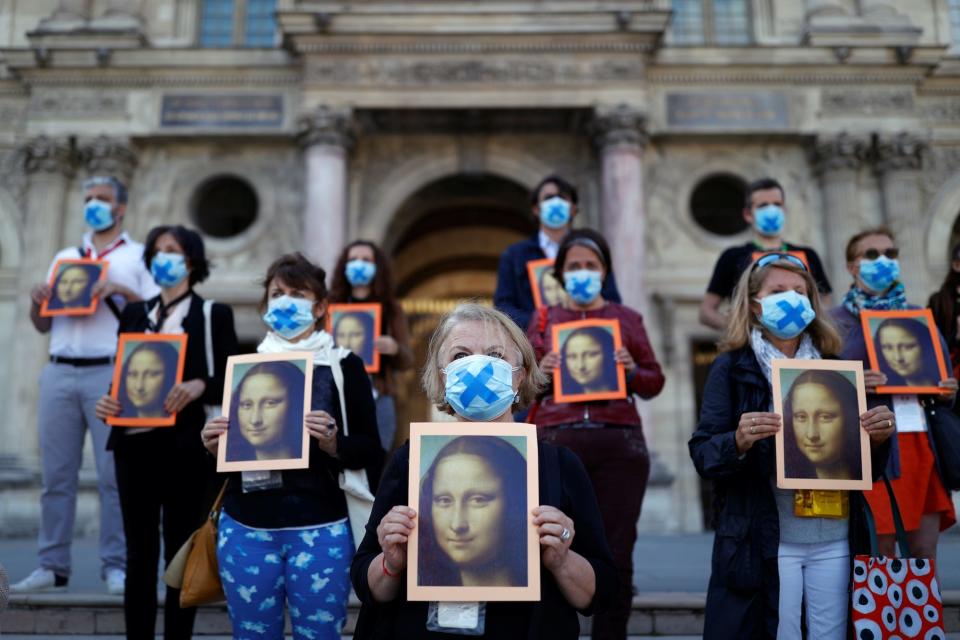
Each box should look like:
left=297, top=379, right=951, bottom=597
left=160, top=94, right=284, bottom=129
left=666, top=92, right=790, bottom=129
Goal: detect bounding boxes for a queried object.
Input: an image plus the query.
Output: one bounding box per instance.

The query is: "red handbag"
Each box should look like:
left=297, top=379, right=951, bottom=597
left=852, top=477, right=945, bottom=640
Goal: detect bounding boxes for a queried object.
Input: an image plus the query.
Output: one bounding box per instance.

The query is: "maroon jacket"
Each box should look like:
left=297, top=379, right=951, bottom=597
left=527, top=302, right=665, bottom=428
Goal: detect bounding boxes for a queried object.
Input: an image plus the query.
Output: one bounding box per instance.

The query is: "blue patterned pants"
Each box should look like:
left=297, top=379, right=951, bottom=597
left=217, top=510, right=354, bottom=640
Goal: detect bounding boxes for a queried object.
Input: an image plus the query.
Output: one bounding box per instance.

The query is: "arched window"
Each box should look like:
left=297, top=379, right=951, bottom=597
left=670, top=0, right=752, bottom=45
left=199, top=0, right=277, bottom=48
left=690, top=174, right=748, bottom=236
left=191, top=175, right=259, bottom=238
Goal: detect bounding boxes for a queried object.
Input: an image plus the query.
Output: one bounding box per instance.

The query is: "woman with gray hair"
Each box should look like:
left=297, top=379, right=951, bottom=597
left=350, top=303, right=616, bottom=639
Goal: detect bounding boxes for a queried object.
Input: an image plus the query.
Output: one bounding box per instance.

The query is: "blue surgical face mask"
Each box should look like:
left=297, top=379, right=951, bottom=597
left=443, top=354, right=520, bottom=422
left=859, top=256, right=900, bottom=293
left=539, top=196, right=571, bottom=230
left=756, top=290, right=816, bottom=340
left=150, top=252, right=189, bottom=288
left=345, top=259, right=376, bottom=287
left=753, top=204, right=785, bottom=237
left=563, top=269, right=603, bottom=306
left=262, top=295, right=316, bottom=340
left=84, top=198, right=115, bottom=232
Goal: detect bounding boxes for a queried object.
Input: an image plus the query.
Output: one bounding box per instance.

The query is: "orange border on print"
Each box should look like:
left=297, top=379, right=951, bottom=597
left=750, top=250, right=810, bottom=270
left=326, top=303, right=383, bottom=373
left=407, top=421, right=541, bottom=602
left=772, top=358, right=871, bottom=491
left=217, top=351, right=314, bottom=472
left=552, top=318, right=627, bottom=403
left=39, top=258, right=110, bottom=318
left=526, top=257, right=555, bottom=309
left=860, top=309, right=948, bottom=395
left=106, top=333, right=188, bottom=428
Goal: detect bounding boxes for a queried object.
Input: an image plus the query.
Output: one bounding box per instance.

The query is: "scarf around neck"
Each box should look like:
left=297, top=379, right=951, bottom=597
left=257, top=329, right=349, bottom=366
left=750, top=327, right=821, bottom=385
left=842, top=282, right=907, bottom=317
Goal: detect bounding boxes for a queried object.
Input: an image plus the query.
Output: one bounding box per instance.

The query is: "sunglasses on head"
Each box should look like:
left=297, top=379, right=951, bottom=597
left=753, top=253, right=808, bottom=272
left=860, top=248, right=899, bottom=260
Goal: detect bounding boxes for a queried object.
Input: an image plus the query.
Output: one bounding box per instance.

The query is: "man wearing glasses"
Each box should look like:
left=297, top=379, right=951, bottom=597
left=699, top=177, right=833, bottom=330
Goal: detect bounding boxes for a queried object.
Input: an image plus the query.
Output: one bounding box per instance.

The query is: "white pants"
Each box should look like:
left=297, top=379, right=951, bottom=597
left=777, top=539, right=850, bottom=640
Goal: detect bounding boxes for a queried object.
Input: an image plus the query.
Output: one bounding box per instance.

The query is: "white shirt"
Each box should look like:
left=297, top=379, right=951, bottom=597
left=538, top=229, right=560, bottom=260
left=46, top=231, right=160, bottom=358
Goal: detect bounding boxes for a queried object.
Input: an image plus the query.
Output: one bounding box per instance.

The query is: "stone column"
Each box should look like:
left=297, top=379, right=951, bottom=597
left=7, top=137, right=76, bottom=468
left=590, top=104, right=649, bottom=312
left=873, top=132, right=930, bottom=300
left=809, top=132, right=868, bottom=294
left=297, top=106, right=355, bottom=273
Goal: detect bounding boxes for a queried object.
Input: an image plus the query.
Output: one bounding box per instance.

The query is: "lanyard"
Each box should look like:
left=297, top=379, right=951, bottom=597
left=82, top=237, right=126, bottom=260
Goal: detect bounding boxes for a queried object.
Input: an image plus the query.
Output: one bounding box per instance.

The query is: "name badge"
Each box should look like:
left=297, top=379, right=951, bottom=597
left=892, top=395, right=926, bottom=433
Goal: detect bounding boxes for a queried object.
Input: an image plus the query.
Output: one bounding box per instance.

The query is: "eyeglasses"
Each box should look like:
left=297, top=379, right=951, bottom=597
left=753, top=253, right=808, bottom=272
left=859, top=248, right=899, bottom=260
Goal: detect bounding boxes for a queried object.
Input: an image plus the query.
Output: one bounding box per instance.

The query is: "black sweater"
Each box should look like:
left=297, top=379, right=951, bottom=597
left=106, top=293, right=239, bottom=455
left=222, top=352, right=384, bottom=529
left=350, top=441, right=617, bottom=640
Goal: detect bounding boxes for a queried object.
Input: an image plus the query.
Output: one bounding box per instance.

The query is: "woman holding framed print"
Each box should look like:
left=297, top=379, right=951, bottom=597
left=689, top=253, right=895, bottom=640
left=525, top=229, right=663, bottom=640
left=330, top=240, right=414, bottom=451
left=94, top=225, right=239, bottom=640
left=200, top=253, right=383, bottom=640
left=829, top=227, right=957, bottom=561
left=350, top=303, right=616, bottom=639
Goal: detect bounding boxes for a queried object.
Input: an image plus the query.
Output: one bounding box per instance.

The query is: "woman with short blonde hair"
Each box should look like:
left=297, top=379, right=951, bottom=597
left=351, top=302, right=616, bottom=639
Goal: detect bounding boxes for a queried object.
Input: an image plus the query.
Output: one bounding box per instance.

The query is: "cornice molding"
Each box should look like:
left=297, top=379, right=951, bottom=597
left=293, top=41, right=656, bottom=54
left=649, top=70, right=927, bottom=85
left=20, top=71, right=302, bottom=88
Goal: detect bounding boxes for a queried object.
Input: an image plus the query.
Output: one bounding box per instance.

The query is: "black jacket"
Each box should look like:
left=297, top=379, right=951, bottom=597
left=688, top=346, right=890, bottom=639
left=222, top=352, right=385, bottom=529
left=106, top=293, right=239, bottom=455
left=350, top=441, right=617, bottom=640
left=493, top=234, right=622, bottom=330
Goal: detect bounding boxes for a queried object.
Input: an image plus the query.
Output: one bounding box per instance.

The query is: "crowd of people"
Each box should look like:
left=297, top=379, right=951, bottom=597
left=6, top=172, right=957, bottom=640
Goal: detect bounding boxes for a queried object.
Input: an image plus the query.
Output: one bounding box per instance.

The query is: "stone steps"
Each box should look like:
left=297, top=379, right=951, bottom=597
left=4, top=591, right=959, bottom=636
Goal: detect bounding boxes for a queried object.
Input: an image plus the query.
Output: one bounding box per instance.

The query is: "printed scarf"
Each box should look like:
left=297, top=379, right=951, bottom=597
left=842, top=282, right=908, bottom=317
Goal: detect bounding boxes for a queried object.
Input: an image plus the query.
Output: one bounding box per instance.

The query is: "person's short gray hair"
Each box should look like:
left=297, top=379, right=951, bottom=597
left=82, top=176, right=127, bottom=204
left=421, top=303, right=547, bottom=416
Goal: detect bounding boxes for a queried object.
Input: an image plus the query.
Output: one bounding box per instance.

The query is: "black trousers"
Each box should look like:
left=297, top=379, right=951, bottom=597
left=539, top=425, right=651, bottom=640
left=113, top=429, right=214, bottom=640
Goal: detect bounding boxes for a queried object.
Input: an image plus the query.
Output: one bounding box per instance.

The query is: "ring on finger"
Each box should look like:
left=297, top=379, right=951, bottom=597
left=560, top=528, right=571, bottom=542
left=750, top=426, right=756, bottom=434
left=752, top=417, right=756, bottom=426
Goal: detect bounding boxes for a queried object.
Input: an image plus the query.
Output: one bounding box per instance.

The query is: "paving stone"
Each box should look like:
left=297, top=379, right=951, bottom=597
left=0, top=608, right=36, bottom=633
left=34, top=610, right=95, bottom=634
left=653, top=610, right=705, bottom=636
left=94, top=610, right=126, bottom=634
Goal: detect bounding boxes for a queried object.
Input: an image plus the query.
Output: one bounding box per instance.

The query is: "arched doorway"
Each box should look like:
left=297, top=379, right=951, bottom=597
left=386, top=173, right=535, bottom=440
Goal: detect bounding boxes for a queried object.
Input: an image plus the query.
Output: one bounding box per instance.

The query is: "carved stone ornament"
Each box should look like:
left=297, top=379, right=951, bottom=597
left=874, top=132, right=927, bottom=173
left=306, top=58, right=645, bottom=86
left=820, top=89, right=914, bottom=114
left=78, top=135, right=137, bottom=182
left=809, top=132, right=869, bottom=175
left=590, top=104, right=648, bottom=149
left=297, top=106, right=356, bottom=149
left=16, top=136, right=75, bottom=177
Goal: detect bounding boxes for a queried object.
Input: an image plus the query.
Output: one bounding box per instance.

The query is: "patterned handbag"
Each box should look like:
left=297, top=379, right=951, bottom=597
left=852, top=476, right=945, bottom=640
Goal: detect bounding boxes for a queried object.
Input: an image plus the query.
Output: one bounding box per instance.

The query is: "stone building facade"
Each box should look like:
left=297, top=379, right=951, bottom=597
left=0, top=0, right=958, bottom=536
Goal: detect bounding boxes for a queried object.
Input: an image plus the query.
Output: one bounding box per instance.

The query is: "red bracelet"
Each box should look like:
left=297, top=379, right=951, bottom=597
left=382, top=555, right=401, bottom=578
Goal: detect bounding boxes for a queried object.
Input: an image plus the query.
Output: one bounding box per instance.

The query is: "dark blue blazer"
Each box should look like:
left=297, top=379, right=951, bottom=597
left=493, top=234, right=622, bottom=330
